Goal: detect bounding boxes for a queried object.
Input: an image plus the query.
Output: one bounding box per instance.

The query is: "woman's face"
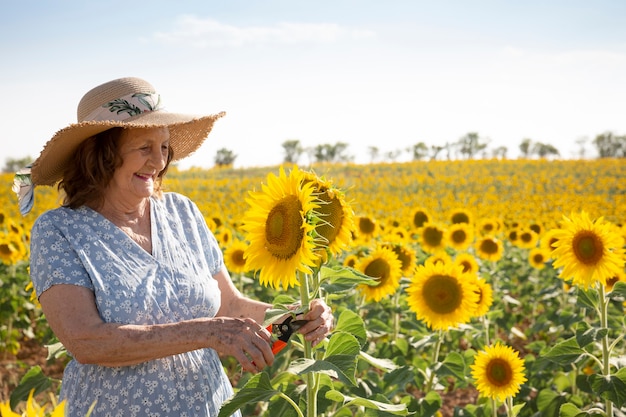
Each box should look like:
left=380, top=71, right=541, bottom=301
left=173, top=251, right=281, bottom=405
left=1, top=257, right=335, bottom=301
left=108, top=127, right=170, bottom=201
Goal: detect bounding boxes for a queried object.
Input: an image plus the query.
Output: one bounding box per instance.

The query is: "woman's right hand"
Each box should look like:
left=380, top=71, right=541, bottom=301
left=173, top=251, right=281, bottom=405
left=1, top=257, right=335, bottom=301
left=208, top=317, right=274, bottom=373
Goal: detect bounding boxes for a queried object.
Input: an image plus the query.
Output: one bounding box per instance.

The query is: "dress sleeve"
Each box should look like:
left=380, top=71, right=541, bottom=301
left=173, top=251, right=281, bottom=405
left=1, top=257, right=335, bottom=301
left=29, top=211, right=94, bottom=297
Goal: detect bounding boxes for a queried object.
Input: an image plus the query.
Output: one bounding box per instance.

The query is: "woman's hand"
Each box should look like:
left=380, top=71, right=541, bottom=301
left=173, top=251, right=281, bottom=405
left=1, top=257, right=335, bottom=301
left=294, top=299, right=334, bottom=347
left=209, top=317, right=274, bottom=373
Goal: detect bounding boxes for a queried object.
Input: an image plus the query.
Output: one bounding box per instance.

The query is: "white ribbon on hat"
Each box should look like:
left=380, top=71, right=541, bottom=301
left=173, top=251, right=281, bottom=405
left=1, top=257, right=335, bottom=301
left=84, top=92, right=162, bottom=122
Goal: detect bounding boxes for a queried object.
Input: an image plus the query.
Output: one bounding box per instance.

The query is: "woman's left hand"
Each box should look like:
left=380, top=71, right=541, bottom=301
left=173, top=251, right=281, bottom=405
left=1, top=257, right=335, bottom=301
left=295, top=298, right=334, bottom=347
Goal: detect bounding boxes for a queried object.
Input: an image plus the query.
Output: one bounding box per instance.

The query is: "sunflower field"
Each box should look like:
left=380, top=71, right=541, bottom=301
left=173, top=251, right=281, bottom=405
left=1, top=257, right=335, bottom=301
left=1, top=158, right=626, bottom=417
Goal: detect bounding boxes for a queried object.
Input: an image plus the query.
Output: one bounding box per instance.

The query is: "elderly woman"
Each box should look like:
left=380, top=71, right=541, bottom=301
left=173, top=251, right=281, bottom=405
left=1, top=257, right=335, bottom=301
left=22, top=77, right=333, bottom=417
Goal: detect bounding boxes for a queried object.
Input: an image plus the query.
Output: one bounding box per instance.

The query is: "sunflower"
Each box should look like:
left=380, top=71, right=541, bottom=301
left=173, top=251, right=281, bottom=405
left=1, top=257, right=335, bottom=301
left=224, top=239, right=250, bottom=275
left=528, top=248, right=549, bottom=270
left=475, top=236, right=504, bottom=262
left=539, top=229, right=560, bottom=255
left=604, top=269, right=626, bottom=293
left=242, top=166, right=319, bottom=290
left=405, top=261, right=479, bottom=330
left=453, top=253, right=480, bottom=275
left=382, top=242, right=417, bottom=277
left=471, top=343, right=527, bottom=402
left=302, top=171, right=355, bottom=256
left=411, top=207, right=431, bottom=230
left=446, top=223, right=474, bottom=251
left=450, top=208, right=473, bottom=225
left=515, top=228, right=538, bottom=249
left=215, top=227, right=233, bottom=249
left=343, top=253, right=359, bottom=269
left=357, top=246, right=403, bottom=302
left=356, top=216, right=378, bottom=242
left=477, top=217, right=502, bottom=236
left=551, top=211, right=625, bottom=289
left=425, top=251, right=452, bottom=267
left=472, top=278, right=493, bottom=317
left=420, top=223, right=447, bottom=253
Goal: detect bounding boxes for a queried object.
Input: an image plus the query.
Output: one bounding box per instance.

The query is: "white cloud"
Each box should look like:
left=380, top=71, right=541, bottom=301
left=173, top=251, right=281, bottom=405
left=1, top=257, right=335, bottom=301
left=152, top=15, right=376, bottom=48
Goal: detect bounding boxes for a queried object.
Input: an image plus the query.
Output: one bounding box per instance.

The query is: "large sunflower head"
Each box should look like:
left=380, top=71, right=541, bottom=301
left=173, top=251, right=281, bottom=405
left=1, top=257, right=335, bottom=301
left=242, top=166, right=319, bottom=290
left=302, top=171, right=355, bottom=256
left=446, top=223, right=475, bottom=251
left=476, top=236, right=504, bottom=262
left=551, top=211, right=625, bottom=289
left=471, top=343, right=527, bottom=402
left=405, top=261, right=479, bottom=330
left=357, top=246, right=403, bottom=302
left=224, top=239, right=250, bottom=275
left=420, top=223, right=447, bottom=253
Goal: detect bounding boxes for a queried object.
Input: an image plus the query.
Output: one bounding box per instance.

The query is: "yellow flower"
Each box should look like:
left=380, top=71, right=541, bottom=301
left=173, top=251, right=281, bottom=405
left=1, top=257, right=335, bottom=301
left=528, top=248, right=549, bottom=270
left=449, top=208, right=473, bottom=225
left=356, top=215, right=378, bottom=242
left=475, top=236, right=504, bottom=262
left=420, top=223, right=447, bottom=253
left=242, top=166, right=319, bottom=289
left=357, top=246, right=403, bottom=302
left=405, top=261, right=479, bottom=330
left=477, top=217, right=502, bottom=236
left=603, top=269, right=626, bottom=293
left=382, top=242, right=417, bottom=277
left=471, top=343, right=527, bottom=402
left=446, top=223, right=474, bottom=251
left=539, top=229, right=560, bottom=255
left=551, top=211, right=625, bottom=289
left=424, top=251, right=452, bottom=267
left=343, top=253, right=359, bottom=269
left=224, top=239, right=250, bottom=275
left=453, top=253, right=480, bottom=275
left=302, top=171, right=355, bottom=256
left=472, top=278, right=493, bottom=317
left=411, top=207, right=431, bottom=230
left=515, top=228, right=539, bottom=249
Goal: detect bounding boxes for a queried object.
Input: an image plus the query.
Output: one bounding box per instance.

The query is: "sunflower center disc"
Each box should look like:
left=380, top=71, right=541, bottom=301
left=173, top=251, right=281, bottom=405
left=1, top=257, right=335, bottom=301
left=573, top=231, right=604, bottom=265
left=486, top=359, right=513, bottom=387
left=265, top=196, right=304, bottom=260
left=423, top=274, right=462, bottom=314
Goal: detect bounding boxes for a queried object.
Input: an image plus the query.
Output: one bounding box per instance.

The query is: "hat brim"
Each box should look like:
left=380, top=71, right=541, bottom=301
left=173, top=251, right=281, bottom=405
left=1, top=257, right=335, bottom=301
left=31, top=110, right=226, bottom=186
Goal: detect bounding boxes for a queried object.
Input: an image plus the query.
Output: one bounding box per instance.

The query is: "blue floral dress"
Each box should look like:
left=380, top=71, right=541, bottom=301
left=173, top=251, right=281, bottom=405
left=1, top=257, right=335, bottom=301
left=30, top=193, right=241, bottom=417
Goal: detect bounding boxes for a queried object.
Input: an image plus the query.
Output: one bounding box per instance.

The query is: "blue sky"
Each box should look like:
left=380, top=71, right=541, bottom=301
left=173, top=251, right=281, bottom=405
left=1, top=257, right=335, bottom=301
left=2, top=0, right=625, bottom=168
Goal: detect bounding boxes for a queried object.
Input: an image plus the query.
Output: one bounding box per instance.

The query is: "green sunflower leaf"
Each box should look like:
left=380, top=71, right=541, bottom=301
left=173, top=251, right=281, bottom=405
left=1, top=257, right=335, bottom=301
left=588, top=367, right=626, bottom=408
left=608, top=281, right=626, bottom=300
left=217, top=372, right=278, bottom=417
left=319, top=265, right=378, bottom=293
left=576, top=288, right=599, bottom=310
left=575, top=321, right=608, bottom=348
left=325, top=390, right=409, bottom=415
left=536, top=389, right=568, bottom=417
left=543, top=337, right=585, bottom=364
left=559, top=403, right=590, bottom=417
left=333, top=309, right=367, bottom=346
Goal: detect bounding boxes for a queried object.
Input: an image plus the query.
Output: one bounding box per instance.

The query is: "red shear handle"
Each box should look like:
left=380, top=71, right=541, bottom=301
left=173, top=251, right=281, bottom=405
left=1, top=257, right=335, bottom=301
left=266, top=324, right=288, bottom=355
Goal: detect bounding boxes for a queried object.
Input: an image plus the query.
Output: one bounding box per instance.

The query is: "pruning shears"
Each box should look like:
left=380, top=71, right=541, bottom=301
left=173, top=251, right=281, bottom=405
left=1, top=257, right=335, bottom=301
left=268, top=316, right=308, bottom=355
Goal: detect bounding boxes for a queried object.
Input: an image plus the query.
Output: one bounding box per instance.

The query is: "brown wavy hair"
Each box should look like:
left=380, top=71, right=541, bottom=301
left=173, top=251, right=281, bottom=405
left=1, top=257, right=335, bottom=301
left=59, top=127, right=174, bottom=210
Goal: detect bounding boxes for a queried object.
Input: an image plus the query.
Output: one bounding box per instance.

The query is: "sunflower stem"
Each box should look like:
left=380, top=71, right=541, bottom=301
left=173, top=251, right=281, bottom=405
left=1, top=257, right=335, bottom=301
left=491, top=398, right=498, bottom=417
left=598, top=285, right=614, bottom=417
left=425, top=329, right=444, bottom=392
left=299, top=272, right=318, bottom=417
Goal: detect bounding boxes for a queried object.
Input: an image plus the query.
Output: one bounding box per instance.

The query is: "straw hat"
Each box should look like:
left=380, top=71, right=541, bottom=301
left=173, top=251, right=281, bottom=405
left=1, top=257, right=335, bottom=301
left=31, top=77, right=225, bottom=186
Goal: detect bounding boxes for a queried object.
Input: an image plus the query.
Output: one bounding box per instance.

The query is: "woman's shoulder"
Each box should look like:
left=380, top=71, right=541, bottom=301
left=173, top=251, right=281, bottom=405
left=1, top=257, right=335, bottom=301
left=33, top=206, right=92, bottom=228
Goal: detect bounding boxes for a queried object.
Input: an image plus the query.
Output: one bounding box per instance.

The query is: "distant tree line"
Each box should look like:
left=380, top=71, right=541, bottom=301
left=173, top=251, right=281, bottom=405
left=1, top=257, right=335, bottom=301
left=3, top=132, right=625, bottom=173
